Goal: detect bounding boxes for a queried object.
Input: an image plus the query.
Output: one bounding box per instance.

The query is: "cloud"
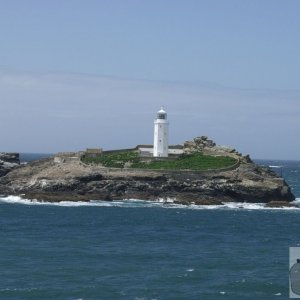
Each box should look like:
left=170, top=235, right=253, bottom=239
left=0, top=69, right=299, bottom=159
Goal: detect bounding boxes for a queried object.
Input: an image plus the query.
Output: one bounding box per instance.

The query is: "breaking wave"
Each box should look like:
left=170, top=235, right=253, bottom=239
left=0, top=195, right=300, bottom=210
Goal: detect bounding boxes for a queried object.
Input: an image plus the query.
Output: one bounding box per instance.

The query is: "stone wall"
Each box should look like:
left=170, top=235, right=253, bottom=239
left=103, top=148, right=136, bottom=155
left=54, top=152, right=82, bottom=164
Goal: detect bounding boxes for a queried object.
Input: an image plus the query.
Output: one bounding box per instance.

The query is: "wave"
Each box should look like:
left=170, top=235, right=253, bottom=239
left=1, top=195, right=300, bottom=210
left=0, top=196, right=171, bottom=208
left=292, top=198, right=300, bottom=204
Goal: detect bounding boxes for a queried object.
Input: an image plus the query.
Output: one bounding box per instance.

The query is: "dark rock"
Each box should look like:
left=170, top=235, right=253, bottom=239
left=265, top=201, right=298, bottom=208
left=241, top=154, right=253, bottom=163
left=0, top=152, right=20, bottom=177
left=24, top=192, right=113, bottom=202
left=173, top=199, right=191, bottom=205
left=76, top=173, right=103, bottom=182
left=0, top=153, right=20, bottom=164
left=174, top=196, right=223, bottom=206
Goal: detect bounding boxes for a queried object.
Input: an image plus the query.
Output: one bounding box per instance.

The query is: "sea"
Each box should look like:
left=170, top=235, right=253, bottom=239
left=0, top=155, right=300, bottom=300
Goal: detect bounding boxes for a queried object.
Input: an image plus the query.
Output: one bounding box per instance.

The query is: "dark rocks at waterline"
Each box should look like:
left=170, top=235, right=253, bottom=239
left=265, top=201, right=298, bottom=208
left=23, top=192, right=114, bottom=202
left=174, top=197, right=223, bottom=206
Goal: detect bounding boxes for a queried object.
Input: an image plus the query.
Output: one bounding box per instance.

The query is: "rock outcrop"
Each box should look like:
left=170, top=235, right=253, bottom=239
left=183, top=136, right=254, bottom=165
left=0, top=138, right=295, bottom=204
left=0, top=151, right=294, bottom=204
left=0, top=153, right=20, bottom=177
left=183, top=136, right=216, bottom=153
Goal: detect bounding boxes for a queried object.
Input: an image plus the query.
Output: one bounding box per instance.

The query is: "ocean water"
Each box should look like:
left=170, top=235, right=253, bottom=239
left=0, top=158, right=300, bottom=300
left=20, top=153, right=53, bottom=163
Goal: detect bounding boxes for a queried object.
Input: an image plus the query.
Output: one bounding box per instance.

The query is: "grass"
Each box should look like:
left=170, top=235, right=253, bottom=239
left=82, top=151, right=139, bottom=168
left=82, top=151, right=237, bottom=171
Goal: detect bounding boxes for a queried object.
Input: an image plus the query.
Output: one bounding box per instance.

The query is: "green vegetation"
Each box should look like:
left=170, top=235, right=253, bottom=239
left=83, top=151, right=139, bottom=168
left=82, top=151, right=237, bottom=171
left=132, top=153, right=237, bottom=170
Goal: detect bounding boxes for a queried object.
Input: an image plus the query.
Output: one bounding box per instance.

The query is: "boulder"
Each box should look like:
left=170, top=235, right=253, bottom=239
left=183, top=136, right=216, bottom=153
left=0, top=153, right=20, bottom=177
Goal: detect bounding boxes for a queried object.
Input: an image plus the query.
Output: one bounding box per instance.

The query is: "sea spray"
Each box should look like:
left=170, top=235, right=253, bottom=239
left=1, top=195, right=300, bottom=210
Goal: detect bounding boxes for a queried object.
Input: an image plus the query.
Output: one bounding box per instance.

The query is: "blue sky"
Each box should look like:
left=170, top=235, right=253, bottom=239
left=0, top=1, right=299, bottom=159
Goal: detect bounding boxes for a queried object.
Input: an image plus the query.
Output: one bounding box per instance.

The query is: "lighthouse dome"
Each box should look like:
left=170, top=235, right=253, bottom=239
left=158, top=106, right=166, bottom=114
left=157, top=106, right=167, bottom=119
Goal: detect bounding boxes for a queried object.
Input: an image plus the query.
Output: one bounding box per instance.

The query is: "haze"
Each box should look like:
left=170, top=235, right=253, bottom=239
left=0, top=1, right=299, bottom=160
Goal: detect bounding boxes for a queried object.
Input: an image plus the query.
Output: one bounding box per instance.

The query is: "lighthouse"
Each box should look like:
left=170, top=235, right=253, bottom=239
left=153, top=107, right=169, bottom=157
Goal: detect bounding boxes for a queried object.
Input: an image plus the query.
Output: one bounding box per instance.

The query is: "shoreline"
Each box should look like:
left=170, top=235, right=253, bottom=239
left=0, top=193, right=300, bottom=209
left=0, top=194, right=299, bottom=210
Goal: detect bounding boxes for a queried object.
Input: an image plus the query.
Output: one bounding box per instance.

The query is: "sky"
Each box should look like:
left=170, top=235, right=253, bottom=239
left=0, top=0, right=299, bottom=159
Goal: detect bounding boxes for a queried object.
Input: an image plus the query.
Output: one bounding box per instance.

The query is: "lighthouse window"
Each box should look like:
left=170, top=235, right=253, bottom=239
left=158, top=114, right=165, bottom=119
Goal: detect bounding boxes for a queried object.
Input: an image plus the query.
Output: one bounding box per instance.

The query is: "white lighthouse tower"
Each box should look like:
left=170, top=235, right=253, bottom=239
left=153, top=106, right=169, bottom=157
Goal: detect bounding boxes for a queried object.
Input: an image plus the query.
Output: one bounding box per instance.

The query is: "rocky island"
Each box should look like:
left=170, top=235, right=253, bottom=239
left=0, top=137, right=295, bottom=207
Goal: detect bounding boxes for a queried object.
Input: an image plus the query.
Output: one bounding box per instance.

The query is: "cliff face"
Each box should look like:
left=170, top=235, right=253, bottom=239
left=0, top=154, right=294, bottom=204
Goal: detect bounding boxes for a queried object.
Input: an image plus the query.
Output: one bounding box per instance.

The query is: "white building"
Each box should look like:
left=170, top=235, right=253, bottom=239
left=153, top=107, right=169, bottom=157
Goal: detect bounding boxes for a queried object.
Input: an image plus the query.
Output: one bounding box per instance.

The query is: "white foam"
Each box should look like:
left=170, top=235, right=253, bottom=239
left=0, top=287, right=39, bottom=292
left=0, top=195, right=110, bottom=207
left=0, top=195, right=38, bottom=205
left=157, top=197, right=174, bottom=203
left=292, top=198, right=300, bottom=203
left=0, top=196, right=173, bottom=208
left=224, top=202, right=265, bottom=210
left=0, top=195, right=299, bottom=210
left=221, top=201, right=300, bottom=210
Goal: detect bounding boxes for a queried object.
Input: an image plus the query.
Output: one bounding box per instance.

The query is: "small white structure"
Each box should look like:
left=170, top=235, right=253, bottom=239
left=153, top=106, right=169, bottom=157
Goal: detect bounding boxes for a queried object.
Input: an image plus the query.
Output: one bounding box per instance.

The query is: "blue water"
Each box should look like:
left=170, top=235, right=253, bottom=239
left=20, top=153, right=53, bottom=163
left=255, top=159, right=300, bottom=198
left=0, top=158, right=300, bottom=299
